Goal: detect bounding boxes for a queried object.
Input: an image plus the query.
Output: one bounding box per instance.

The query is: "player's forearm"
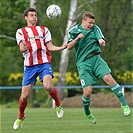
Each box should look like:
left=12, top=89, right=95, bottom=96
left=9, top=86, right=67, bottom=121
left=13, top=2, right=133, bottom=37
left=48, top=45, right=62, bottom=51
left=46, top=41, right=67, bottom=51
left=67, top=37, right=79, bottom=50
left=19, top=42, right=28, bottom=53
left=48, top=44, right=67, bottom=52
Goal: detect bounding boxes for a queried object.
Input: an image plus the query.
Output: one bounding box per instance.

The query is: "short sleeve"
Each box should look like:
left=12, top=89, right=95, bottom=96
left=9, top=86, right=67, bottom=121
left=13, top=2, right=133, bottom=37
left=16, top=29, right=25, bottom=45
left=44, top=27, right=52, bottom=43
left=67, top=25, right=81, bottom=43
left=94, top=25, right=105, bottom=40
left=68, top=31, right=76, bottom=43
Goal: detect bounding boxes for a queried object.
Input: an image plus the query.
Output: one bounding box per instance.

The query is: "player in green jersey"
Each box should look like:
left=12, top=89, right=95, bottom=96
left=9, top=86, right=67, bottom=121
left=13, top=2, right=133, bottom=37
left=67, top=12, right=130, bottom=124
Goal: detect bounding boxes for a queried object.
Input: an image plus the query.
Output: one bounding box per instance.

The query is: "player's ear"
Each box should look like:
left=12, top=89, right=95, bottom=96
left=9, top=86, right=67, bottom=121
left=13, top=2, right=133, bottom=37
left=24, top=16, right=27, bottom=21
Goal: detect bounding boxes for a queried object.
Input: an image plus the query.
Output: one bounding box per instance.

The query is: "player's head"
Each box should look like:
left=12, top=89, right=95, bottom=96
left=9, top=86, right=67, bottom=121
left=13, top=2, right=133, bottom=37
left=23, top=7, right=37, bottom=17
left=82, top=12, right=95, bottom=20
left=23, top=7, right=38, bottom=26
left=81, top=12, right=95, bottom=30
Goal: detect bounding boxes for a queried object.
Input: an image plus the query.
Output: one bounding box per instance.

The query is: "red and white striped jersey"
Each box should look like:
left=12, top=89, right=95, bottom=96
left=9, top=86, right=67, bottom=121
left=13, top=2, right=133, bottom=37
left=16, top=26, right=52, bottom=66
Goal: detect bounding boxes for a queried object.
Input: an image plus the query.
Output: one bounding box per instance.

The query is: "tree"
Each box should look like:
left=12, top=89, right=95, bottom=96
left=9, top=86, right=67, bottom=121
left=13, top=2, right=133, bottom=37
left=92, top=0, right=132, bottom=71
left=30, top=0, right=36, bottom=8
left=57, top=0, right=78, bottom=100
left=0, top=0, right=132, bottom=102
left=57, top=0, right=133, bottom=99
left=57, top=0, right=98, bottom=99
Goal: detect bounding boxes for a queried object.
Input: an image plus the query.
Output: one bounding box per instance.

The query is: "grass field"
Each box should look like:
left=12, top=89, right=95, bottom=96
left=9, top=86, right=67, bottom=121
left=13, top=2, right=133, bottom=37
left=1, top=107, right=132, bottom=133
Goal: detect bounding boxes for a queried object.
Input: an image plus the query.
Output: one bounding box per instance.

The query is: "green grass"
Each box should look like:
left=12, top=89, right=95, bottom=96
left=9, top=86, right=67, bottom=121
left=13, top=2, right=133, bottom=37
left=1, top=107, right=132, bottom=133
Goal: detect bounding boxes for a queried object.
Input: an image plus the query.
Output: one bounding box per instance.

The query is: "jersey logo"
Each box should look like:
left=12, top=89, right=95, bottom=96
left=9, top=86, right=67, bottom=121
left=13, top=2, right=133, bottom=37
left=28, top=35, right=43, bottom=41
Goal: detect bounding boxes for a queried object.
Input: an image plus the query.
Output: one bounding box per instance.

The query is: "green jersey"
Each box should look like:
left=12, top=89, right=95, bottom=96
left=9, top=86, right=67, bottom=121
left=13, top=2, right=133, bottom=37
left=68, top=24, right=105, bottom=65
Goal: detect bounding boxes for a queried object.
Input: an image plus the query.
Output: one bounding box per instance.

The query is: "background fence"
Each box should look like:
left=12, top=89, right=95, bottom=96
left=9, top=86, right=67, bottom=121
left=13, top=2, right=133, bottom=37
left=1, top=85, right=132, bottom=108
left=0, top=85, right=133, bottom=90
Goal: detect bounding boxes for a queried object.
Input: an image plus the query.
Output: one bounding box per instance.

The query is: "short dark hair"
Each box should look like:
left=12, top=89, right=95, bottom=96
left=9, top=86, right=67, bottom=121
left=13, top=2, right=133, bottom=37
left=23, top=7, right=36, bottom=17
left=82, top=12, right=95, bottom=20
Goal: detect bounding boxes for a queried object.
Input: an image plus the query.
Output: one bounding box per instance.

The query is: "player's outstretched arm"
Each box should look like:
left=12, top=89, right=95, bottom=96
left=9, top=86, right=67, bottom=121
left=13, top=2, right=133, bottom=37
left=67, top=33, right=84, bottom=50
left=46, top=41, right=68, bottom=52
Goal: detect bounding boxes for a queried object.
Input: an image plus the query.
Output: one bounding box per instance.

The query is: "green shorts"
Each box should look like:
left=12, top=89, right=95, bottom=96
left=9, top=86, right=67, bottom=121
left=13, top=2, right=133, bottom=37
left=77, top=54, right=111, bottom=88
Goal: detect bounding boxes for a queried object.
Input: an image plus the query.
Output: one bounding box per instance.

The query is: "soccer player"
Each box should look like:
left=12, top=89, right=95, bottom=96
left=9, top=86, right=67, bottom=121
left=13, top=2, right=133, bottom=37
left=67, top=12, right=130, bottom=124
left=13, top=7, right=67, bottom=130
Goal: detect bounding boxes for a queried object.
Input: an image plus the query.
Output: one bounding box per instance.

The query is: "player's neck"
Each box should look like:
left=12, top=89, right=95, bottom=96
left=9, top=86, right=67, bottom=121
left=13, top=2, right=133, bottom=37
left=27, top=23, right=36, bottom=27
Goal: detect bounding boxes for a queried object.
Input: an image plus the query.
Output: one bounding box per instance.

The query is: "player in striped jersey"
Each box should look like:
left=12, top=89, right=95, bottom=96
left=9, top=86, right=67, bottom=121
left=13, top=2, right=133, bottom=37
left=13, top=7, right=67, bottom=130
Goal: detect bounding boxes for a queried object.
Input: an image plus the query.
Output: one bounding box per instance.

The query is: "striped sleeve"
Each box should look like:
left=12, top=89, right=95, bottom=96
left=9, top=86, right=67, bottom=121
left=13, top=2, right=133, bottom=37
left=44, top=27, right=52, bottom=43
left=16, top=29, right=25, bottom=45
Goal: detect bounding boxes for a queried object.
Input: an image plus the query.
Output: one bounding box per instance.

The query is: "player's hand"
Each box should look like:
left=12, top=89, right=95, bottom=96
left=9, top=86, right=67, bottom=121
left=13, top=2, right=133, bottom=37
left=78, top=33, right=84, bottom=39
left=75, top=33, right=84, bottom=41
left=77, top=33, right=84, bottom=39
left=19, top=42, right=28, bottom=53
left=99, top=38, right=106, bottom=46
left=61, top=44, right=68, bottom=50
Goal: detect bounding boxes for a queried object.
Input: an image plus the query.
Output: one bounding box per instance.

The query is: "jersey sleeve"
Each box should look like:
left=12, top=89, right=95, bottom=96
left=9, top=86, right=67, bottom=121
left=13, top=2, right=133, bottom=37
left=16, top=29, right=25, bottom=45
left=44, top=27, right=52, bottom=43
left=67, top=25, right=81, bottom=43
left=67, top=31, right=75, bottom=43
left=94, top=25, right=105, bottom=40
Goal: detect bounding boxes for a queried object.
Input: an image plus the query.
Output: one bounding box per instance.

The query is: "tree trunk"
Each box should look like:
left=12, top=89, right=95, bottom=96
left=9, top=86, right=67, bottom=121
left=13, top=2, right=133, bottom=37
left=57, top=0, right=78, bottom=100
left=30, top=0, right=36, bottom=9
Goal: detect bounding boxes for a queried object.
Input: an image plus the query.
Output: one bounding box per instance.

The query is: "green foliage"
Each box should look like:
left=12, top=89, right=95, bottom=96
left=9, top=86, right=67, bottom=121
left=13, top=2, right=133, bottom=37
left=0, top=0, right=31, bottom=85
left=0, top=0, right=132, bottom=103
left=34, top=89, right=48, bottom=103
left=8, top=73, right=23, bottom=85
left=7, top=72, right=80, bottom=86
left=0, top=0, right=30, bottom=42
left=36, top=0, right=70, bottom=71
left=53, top=72, right=80, bottom=85
left=1, top=0, right=132, bottom=83
left=1, top=70, right=132, bottom=103
left=0, top=89, right=21, bottom=103
left=114, top=70, right=133, bottom=84
left=92, top=0, right=132, bottom=71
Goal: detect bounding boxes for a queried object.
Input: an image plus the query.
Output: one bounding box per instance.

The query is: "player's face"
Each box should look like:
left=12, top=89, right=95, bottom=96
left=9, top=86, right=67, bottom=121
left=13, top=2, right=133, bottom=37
left=25, top=12, right=38, bottom=26
left=82, top=17, right=95, bottom=30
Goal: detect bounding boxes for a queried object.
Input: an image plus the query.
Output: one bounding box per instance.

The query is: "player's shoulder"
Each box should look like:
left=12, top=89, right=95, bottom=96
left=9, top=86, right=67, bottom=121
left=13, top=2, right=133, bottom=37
left=94, top=24, right=101, bottom=31
left=16, top=26, right=27, bottom=32
left=69, top=24, right=80, bottom=33
left=39, top=25, right=49, bottom=31
left=38, top=25, right=47, bottom=28
left=16, top=27, right=25, bottom=33
left=70, top=24, right=79, bottom=31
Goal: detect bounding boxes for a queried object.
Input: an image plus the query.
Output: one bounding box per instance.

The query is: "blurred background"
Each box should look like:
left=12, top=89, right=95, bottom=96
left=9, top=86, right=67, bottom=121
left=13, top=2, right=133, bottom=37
left=0, top=0, right=132, bottom=108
